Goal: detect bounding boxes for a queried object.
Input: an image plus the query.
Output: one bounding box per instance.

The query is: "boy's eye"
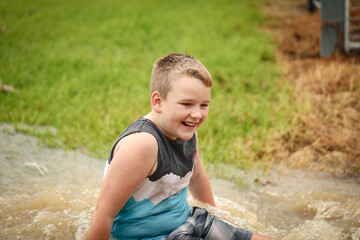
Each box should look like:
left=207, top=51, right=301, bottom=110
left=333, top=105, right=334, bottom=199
left=201, top=104, right=209, bottom=107
left=181, top=103, right=191, bottom=106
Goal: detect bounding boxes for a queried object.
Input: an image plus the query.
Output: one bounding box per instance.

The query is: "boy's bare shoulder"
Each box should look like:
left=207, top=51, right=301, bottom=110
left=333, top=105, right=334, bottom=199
left=114, top=132, right=158, bottom=157
left=111, top=132, right=158, bottom=177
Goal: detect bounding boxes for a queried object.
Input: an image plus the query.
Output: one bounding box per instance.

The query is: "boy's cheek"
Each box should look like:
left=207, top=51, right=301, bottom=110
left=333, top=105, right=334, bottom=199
left=199, top=114, right=209, bottom=125
left=203, top=111, right=209, bottom=120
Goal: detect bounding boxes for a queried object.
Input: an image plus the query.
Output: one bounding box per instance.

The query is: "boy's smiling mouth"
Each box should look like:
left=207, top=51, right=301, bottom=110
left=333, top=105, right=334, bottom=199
left=182, top=121, right=197, bottom=127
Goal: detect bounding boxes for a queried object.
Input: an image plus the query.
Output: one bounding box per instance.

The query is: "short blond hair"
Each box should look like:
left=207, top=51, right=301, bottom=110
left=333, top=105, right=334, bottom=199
left=150, top=53, right=212, bottom=99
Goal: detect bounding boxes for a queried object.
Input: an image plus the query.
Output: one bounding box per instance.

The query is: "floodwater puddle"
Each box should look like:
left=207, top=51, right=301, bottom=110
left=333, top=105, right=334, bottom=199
left=0, top=124, right=359, bottom=239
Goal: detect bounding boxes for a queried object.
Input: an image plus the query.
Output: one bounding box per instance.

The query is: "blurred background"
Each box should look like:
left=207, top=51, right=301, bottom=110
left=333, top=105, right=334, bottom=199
left=1, top=0, right=359, bottom=239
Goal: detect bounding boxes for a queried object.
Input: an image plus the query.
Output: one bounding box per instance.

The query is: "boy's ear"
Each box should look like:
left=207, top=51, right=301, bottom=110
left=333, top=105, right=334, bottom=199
left=151, top=91, right=162, bottom=113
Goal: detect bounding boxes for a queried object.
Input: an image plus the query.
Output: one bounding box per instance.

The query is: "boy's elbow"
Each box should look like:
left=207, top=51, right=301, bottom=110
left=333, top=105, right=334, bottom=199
left=87, top=208, right=115, bottom=240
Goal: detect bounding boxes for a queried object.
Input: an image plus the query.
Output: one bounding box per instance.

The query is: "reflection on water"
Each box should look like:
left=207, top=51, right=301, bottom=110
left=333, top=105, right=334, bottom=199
left=1, top=124, right=359, bottom=240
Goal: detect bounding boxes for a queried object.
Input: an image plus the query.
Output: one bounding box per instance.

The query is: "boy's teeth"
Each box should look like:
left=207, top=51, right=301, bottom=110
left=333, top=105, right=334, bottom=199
left=184, top=122, right=196, bottom=127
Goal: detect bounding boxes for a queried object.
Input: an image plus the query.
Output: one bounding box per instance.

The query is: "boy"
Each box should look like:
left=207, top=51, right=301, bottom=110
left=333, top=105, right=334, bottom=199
left=87, top=53, right=278, bottom=240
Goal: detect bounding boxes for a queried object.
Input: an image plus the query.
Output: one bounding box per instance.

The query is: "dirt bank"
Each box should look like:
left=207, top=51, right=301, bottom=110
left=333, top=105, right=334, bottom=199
left=261, top=0, right=360, bottom=178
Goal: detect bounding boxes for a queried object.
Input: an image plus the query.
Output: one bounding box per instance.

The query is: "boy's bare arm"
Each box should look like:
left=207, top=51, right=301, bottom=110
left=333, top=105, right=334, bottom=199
left=189, top=154, right=216, bottom=206
left=87, top=132, right=158, bottom=240
left=189, top=132, right=216, bottom=206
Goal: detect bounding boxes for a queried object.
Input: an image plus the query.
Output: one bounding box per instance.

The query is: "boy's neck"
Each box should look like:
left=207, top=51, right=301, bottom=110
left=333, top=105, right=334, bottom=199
left=143, top=112, right=157, bottom=125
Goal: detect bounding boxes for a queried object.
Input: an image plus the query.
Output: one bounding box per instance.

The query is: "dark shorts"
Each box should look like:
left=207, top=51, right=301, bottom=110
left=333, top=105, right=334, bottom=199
left=163, top=207, right=253, bottom=240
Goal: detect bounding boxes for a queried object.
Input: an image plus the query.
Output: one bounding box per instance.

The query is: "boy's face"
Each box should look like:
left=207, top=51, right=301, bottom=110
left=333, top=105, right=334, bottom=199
left=156, top=74, right=211, bottom=141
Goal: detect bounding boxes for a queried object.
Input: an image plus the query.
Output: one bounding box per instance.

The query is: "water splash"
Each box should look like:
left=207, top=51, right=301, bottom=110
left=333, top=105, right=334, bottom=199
left=1, top=124, right=359, bottom=239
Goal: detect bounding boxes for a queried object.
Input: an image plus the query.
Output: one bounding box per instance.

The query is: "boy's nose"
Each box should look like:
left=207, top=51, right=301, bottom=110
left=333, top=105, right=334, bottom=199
left=190, top=110, right=202, bottom=119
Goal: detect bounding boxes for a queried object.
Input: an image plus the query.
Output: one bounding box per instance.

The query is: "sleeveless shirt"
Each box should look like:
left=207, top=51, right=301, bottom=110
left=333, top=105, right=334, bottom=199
left=104, top=118, right=197, bottom=240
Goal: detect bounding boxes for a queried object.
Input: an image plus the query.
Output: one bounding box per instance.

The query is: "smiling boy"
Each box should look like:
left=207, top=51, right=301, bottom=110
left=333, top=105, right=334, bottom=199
left=87, top=53, right=278, bottom=240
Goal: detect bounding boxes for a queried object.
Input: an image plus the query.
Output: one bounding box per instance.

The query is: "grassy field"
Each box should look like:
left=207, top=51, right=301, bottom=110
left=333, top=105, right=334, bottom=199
left=0, top=0, right=293, bottom=176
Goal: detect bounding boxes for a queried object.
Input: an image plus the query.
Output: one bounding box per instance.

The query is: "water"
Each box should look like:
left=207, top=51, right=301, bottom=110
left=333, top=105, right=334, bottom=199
left=1, top=124, right=359, bottom=240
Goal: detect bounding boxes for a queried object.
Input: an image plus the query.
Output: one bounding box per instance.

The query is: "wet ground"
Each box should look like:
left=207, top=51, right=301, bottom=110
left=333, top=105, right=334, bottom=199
left=1, top=124, right=359, bottom=240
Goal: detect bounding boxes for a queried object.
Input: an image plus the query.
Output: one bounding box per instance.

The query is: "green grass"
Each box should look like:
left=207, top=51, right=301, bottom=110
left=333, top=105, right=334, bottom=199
left=0, top=0, right=294, bottom=176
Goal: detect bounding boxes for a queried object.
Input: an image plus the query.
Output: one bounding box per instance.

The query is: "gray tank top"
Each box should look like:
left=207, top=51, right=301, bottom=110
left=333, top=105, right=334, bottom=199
left=106, top=118, right=197, bottom=239
left=107, top=118, right=197, bottom=181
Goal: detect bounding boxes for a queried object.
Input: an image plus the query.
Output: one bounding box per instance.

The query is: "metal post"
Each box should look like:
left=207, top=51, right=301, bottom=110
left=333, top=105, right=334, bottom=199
left=320, top=0, right=345, bottom=57
left=344, top=0, right=350, bottom=53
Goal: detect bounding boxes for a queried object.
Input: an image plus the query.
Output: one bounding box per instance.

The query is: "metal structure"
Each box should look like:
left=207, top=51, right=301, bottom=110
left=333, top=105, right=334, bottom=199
left=319, top=0, right=360, bottom=57
left=344, top=0, right=360, bottom=53
left=320, top=0, right=345, bottom=57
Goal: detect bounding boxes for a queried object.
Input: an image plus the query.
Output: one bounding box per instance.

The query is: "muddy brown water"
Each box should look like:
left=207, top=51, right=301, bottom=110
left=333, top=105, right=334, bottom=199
left=0, top=124, right=359, bottom=240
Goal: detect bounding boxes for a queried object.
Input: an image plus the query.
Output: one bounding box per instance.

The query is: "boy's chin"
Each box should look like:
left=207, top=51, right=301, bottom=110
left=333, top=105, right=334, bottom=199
left=178, top=133, right=196, bottom=141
